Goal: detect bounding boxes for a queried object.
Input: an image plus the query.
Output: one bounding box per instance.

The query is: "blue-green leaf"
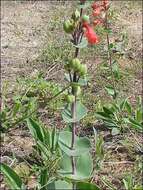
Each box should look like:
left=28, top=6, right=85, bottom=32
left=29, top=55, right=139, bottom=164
left=59, top=152, right=93, bottom=180
left=48, top=180, right=72, bottom=190
left=74, top=38, right=88, bottom=49
left=58, top=131, right=91, bottom=156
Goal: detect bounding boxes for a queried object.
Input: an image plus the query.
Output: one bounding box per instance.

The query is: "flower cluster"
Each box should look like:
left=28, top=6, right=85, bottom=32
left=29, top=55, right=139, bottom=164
left=92, top=0, right=109, bottom=13
left=92, top=0, right=109, bottom=25
left=82, top=0, right=109, bottom=44
left=63, top=0, right=109, bottom=45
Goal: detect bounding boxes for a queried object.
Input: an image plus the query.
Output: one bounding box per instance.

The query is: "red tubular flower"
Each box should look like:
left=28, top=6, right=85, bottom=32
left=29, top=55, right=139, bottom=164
left=83, top=22, right=99, bottom=44
left=92, top=1, right=103, bottom=17
left=92, top=2, right=98, bottom=10
left=92, top=7, right=103, bottom=16
left=93, top=19, right=103, bottom=26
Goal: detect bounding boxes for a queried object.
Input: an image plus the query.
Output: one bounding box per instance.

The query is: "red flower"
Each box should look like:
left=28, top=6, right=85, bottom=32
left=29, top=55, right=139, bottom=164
left=83, top=22, right=99, bottom=44
left=92, top=2, right=98, bottom=10
left=92, top=7, right=102, bottom=16
left=102, top=0, right=109, bottom=10
left=93, top=19, right=103, bottom=26
left=92, top=2, right=103, bottom=17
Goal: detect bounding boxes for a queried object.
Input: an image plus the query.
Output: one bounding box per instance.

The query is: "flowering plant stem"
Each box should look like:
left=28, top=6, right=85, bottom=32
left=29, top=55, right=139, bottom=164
left=105, top=9, right=117, bottom=99
left=69, top=7, right=84, bottom=190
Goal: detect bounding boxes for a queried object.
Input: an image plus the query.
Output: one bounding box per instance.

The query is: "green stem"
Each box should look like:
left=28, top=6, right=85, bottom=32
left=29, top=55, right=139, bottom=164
left=70, top=6, right=84, bottom=190
left=105, top=10, right=117, bottom=99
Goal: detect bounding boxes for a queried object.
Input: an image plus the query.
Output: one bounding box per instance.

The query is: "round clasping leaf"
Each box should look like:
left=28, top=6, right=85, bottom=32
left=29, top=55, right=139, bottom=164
left=58, top=131, right=91, bottom=156
left=59, top=152, right=93, bottom=180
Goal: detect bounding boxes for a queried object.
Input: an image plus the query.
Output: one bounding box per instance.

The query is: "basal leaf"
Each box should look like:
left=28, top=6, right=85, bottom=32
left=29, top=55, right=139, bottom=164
left=40, top=169, right=49, bottom=190
left=76, top=181, right=101, bottom=190
left=51, top=126, right=58, bottom=153
left=135, top=109, right=143, bottom=123
left=27, top=118, right=44, bottom=142
left=1, top=163, right=24, bottom=190
left=125, top=100, right=132, bottom=114
left=103, top=107, right=114, bottom=115
left=129, top=118, right=143, bottom=132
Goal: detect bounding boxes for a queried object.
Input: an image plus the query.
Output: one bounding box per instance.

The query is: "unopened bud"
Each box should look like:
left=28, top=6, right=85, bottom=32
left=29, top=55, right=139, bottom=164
left=82, top=15, right=90, bottom=22
left=71, top=58, right=81, bottom=72
left=79, top=64, right=87, bottom=76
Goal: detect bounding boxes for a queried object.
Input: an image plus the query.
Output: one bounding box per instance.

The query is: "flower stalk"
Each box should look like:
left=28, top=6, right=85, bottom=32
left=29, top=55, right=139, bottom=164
left=104, top=8, right=117, bottom=98
left=70, top=6, right=84, bottom=189
left=62, top=1, right=103, bottom=188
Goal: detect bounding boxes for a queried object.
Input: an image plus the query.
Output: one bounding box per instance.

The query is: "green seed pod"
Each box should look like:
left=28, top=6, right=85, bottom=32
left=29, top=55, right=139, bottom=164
left=66, top=95, right=75, bottom=103
left=82, top=15, right=90, bottom=22
left=79, top=64, right=87, bottom=76
left=63, top=20, right=74, bottom=34
left=71, top=58, right=81, bottom=72
left=72, top=9, right=80, bottom=21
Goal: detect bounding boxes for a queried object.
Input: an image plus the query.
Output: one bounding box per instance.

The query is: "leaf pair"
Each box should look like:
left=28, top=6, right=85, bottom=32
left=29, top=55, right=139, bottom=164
left=58, top=131, right=92, bottom=180
left=58, top=131, right=91, bottom=156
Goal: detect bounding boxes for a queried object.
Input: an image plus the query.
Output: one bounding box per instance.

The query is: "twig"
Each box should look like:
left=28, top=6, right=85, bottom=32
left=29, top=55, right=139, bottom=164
left=103, top=161, right=134, bottom=165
